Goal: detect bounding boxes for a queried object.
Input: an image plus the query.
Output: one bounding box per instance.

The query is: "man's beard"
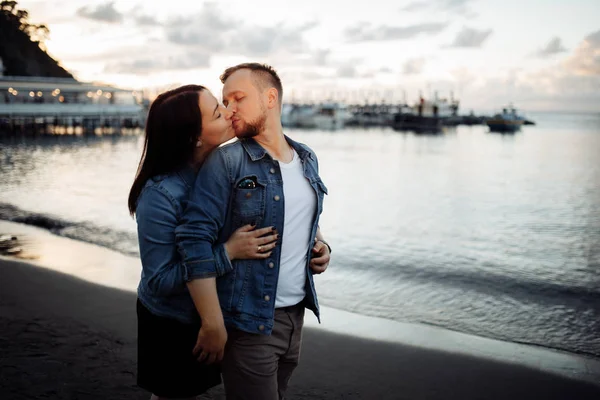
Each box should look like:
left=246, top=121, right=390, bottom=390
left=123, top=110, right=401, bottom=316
left=236, top=111, right=267, bottom=139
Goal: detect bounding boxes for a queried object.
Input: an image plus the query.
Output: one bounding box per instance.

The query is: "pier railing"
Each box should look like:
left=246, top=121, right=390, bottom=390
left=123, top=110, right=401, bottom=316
left=0, top=103, right=144, bottom=118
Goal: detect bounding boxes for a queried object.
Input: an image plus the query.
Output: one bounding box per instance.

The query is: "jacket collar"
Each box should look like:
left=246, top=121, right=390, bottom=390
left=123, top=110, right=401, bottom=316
left=177, top=164, right=197, bottom=188
left=240, top=135, right=313, bottom=162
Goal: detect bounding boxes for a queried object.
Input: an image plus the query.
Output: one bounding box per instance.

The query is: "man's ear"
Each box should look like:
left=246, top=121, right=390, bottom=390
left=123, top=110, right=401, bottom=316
left=266, top=88, right=279, bottom=109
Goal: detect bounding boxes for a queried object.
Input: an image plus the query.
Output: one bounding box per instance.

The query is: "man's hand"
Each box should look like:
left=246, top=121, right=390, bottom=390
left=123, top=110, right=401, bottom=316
left=192, top=322, right=228, bottom=365
left=310, top=239, right=330, bottom=274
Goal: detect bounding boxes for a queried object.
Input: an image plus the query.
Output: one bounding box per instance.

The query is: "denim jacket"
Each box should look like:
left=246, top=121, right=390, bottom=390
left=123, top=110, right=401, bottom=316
left=175, top=136, right=328, bottom=335
left=136, top=166, right=232, bottom=325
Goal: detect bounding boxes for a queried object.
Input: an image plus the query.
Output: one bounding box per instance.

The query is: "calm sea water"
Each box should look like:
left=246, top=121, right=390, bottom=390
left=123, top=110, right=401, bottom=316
left=1, top=112, right=599, bottom=358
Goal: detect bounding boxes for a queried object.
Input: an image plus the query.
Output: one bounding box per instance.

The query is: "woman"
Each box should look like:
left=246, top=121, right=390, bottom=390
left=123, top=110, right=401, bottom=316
left=128, top=84, right=278, bottom=400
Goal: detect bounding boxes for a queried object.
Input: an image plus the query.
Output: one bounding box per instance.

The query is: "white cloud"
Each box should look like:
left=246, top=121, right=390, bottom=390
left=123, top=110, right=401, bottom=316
left=76, top=2, right=123, bottom=23
left=17, top=0, right=600, bottom=111
left=535, top=37, right=568, bottom=57
left=447, top=27, right=493, bottom=48
left=344, top=22, right=448, bottom=42
left=312, top=49, right=331, bottom=66
left=564, top=30, right=600, bottom=76
left=400, top=1, right=429, bottom=12
left=337, top=65, right=358, bottom=78
left=134, top=14, right=160, bottom=26
left=457, top=31, right=600, bottom=112
left=443, top=0, right=476, bottom=14
left=164, top=3, right=232, bottom=47
left=403, top=58, right=426, bottom=75
left=104, top=51, right=211, bottom=74
left=163, top=3, right=318, bottom=58
left=400, top=0, right=477, bottom=16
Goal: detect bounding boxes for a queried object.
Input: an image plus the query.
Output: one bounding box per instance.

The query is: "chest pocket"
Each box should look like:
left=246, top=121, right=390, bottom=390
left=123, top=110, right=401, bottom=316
left=232, top=175, right=267, bottom=227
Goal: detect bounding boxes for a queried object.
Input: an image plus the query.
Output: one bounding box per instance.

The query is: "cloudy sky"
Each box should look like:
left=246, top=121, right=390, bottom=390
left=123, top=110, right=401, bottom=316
left=17, top=0, right=600, bottom=112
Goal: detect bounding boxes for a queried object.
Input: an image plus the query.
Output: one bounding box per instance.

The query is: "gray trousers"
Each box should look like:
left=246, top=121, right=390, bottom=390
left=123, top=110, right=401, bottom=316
left=221, top=303, right=305, bottom=400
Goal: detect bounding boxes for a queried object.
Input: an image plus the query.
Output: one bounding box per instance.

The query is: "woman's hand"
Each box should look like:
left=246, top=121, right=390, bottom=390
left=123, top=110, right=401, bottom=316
left=192, top=322, right=228, bottom=365
left=224, top=225, right=279, bottom=260
left=186, top=278, right=226, bottom=365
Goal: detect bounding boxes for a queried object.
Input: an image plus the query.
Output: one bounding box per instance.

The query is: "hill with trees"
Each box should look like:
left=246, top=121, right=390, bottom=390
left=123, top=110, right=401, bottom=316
left=0, top=0, right=74, bottom=78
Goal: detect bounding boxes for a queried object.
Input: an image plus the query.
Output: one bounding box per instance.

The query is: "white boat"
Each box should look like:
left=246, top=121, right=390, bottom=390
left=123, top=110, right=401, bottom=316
left=346, top=103, right=401, bottom=127
left=282, top=102, right=351, bottom=130
left=311, top=102, right=351, bottom=129
left=282, top=104, right=314, bottom=127
left=0, top=76, right=145, bottom=135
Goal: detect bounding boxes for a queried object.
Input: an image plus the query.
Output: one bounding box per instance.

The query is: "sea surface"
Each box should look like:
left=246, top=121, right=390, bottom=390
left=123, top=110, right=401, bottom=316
left=1, top=112, right=599, bottom=359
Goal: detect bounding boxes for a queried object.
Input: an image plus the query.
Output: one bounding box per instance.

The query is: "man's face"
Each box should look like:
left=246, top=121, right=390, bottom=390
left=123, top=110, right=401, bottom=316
left=222, top=69, right=267, bottom=138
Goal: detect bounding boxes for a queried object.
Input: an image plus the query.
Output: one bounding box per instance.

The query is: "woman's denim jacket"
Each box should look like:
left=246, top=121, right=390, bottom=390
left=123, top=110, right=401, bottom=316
left=175, top=137, right=328, bottom=335
left=136, top=166, right=232, bottom=324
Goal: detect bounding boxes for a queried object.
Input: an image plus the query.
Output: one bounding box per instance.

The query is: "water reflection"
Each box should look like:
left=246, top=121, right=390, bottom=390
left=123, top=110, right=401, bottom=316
left=1, top=117, right=600, bottom=357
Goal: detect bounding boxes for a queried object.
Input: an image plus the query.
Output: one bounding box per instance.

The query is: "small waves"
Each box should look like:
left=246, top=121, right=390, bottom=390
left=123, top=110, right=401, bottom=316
left=0, top=203, right=139, bottom=257
left=386, top=261, right=600, bottom=306
left=2, top=201, right=599, bottom=359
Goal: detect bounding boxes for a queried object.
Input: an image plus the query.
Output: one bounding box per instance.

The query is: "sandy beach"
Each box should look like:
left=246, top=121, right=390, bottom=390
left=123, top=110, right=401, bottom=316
left=1, top=220, right=599, bottom=399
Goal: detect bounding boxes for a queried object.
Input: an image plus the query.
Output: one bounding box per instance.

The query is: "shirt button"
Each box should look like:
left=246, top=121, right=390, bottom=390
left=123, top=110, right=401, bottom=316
left=274, top=195, right=280, bottom=201
left=245, top=192, right=252, bottom=198
left=268, top=262, right=274, bottom=268
left=258, top=325, right=265, bottom=331
left=270, top=168, right=275, bottom=174
left=264, top=295, right=270, bottom=301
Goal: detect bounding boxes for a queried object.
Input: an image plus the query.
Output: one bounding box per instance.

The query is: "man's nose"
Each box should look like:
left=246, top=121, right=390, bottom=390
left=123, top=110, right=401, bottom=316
left=223, top=107, right=233, bottom=120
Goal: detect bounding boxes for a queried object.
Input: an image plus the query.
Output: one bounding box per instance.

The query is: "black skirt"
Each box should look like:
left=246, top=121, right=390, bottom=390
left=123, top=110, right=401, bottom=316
left=136, top=299, right=222, bottom=397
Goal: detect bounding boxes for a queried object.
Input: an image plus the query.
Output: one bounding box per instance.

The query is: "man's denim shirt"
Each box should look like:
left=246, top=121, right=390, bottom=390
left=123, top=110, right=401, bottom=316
left=136, top=166, right=232, bottom=325
left=175, top=136, right=328, bottom=335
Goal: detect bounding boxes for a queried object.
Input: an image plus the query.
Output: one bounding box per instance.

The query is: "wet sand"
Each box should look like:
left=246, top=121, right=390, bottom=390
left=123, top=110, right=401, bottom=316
left=1, top=220, right=599, bottom=399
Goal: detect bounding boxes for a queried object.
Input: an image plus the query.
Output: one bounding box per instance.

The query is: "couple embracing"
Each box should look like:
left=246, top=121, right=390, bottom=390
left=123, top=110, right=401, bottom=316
left=128, top=62, right=331, bottom=400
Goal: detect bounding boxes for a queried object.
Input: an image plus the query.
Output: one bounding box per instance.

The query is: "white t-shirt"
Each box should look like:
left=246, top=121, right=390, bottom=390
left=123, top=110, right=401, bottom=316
left=275, top=149, right=317, bottom=308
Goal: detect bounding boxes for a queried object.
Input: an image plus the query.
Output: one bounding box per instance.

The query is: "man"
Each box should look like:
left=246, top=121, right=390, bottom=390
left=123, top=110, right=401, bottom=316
left=175, top=63, right=331, bottom=400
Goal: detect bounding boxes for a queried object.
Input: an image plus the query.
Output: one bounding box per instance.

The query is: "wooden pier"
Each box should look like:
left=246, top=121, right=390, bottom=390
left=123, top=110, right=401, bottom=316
left=0, top=76, right=146, bottom=136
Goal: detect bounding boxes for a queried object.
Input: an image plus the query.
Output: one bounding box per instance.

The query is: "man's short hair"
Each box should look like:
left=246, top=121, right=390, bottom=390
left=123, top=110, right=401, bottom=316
left=220, top=63, right=283, bottom=104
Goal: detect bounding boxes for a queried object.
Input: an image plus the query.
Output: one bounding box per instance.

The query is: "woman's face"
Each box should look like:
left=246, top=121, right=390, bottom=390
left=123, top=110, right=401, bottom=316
left=198, top=89, right=234, bottom=150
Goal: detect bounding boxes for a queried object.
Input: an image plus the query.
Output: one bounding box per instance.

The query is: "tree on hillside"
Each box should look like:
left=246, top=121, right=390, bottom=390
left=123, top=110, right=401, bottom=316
left=0, top=1, right=17, bottom=12
left=0, top=0, right=73, bottom=77
left=1, top=0, right=50, bottom=49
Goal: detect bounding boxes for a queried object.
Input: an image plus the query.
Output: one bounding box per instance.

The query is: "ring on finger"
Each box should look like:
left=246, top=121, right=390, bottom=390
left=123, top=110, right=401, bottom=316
left=257, top=245, right=262, bottom=252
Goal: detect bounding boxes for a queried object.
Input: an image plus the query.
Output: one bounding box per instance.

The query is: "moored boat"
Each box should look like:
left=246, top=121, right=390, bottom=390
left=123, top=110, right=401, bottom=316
left=392, top=93, right=460, bottom=133
left=486, top=105, right=525, bottom=133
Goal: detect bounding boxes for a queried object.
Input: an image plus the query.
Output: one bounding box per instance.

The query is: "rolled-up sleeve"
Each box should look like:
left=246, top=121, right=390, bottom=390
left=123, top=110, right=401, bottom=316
left=137, top=183, right=234, bottom=296
left=175, top=149, right=233, bottom=280
left=137, top=186, right=188, bottom=296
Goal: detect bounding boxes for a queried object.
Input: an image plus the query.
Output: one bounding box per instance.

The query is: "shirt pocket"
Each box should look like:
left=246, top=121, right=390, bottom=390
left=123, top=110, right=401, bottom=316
left=232, top=175, right=267, bottom=226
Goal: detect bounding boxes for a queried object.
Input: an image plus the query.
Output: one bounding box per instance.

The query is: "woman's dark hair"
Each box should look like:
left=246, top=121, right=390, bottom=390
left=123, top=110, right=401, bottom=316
left=128, top=84, right=206, bottom=215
